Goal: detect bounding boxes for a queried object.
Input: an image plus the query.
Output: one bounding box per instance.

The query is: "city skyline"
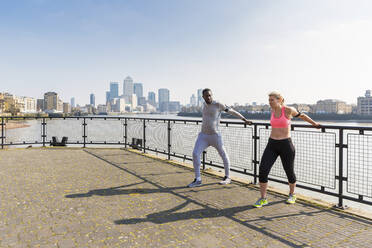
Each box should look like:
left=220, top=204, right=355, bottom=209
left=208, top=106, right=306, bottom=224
left=4, top=86, right=372, bottom=108
left=3, top=88, right=372, bottom=115
left=1, top=1, right=372, bottom=105
left=1, top=72, right=371, bottom=107
left=0, top=84, right=372, bottom=106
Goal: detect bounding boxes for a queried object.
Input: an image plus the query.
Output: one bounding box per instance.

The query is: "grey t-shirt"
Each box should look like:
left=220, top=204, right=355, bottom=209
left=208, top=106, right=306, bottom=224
left=201, top=101, right=229, bottom=134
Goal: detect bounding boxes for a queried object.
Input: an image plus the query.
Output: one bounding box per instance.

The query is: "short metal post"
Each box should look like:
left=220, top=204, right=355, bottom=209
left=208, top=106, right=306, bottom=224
left=253, top=124, right=258, bottom=184
left=202, top=151, right=206, bottom=170
left=143, top=119, right=146, bottom=153
left=1, top=117, right=4, bottom=149
left=124, top=118, right=127, bottom=148
left=83, top=118, right=87, bottom=148
left=42, top=117, right=46, bottom=147
left=167, top=120, right=171, bottom=160
left=337, top=128, right=345, bottom=208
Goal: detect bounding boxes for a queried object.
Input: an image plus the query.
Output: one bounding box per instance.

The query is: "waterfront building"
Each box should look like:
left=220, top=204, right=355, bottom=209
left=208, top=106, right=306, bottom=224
left=135, top=105, right=144, bottom=112
left=158, top=88, right=170, bottom=112
left=159, top=102, right=169, bottom=112
left=12, top=96, right=25, bottom=113
left=130, top=94, right=138, bottom=110
left=63, top=103, right=71, bottom=114
left=90, top=94, right=95, bottom=107
left=37, top=99, right=44, bottom=111
left=168, top=101, right=181, bottom=112
left=6, top=96, right=36, bottom=113
left=110, top=82, right=119, bottom=100
left=108, top=98, right=126, bottom=113
left=246, top=104, right=271, bottom=113
left=134, top=83, right=143, bottom=99
left=138, top=97, right=147, bottom=106
left=58, top=99, right=63, bottom=112
left=97, top=104, right=107, bottom=114
left=197, top=89, right=203, bottom=107
left=357, top=90, right=372, bottom=115
left=44, top=92, right=63, bottom=112
left=148, top=92, right=156, bottom=106
left=22, top=97, right=37, bottom=113
left=144, top=103, right=156, bottom=113
left=70, top=97, right=76, bottom=108
left=105, top=91, right=110, bottom=104
left=110, top=98, right=118, bottom=113
left=80, top=105, right=94, bottom=114
left=288, top=104, right=312, bottom=113
left=0, top=93, right=19, bottom=114
left=315, top=99, right=352, bottom=114
left=123, top=77, right=134, bottom=97
left=0, top=93, right=37, bottom=114
left=117, top=98, right=126, bottom=113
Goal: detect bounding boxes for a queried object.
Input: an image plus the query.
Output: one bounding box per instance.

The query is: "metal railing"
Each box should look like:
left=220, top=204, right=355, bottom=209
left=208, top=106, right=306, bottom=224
left=1, top=116, right=372, bottom=208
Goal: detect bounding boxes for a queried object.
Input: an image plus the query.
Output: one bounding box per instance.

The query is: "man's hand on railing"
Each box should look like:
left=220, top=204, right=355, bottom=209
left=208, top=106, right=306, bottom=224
left=242, top=118, right=253, bottom=125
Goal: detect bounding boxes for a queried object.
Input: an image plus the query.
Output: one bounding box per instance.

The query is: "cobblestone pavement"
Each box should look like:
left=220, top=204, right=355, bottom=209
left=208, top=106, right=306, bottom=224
left=0, top=148, right=371, bottom=247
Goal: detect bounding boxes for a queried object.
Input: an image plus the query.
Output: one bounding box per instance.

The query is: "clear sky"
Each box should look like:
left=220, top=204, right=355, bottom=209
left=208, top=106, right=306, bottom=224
left=1, top=0, right=372, bottom=106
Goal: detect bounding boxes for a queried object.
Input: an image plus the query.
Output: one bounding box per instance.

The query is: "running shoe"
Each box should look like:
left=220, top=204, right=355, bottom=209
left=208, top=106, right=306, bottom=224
left=187, top=179, right=202, bottom=188
left=219, top=176, right=231, bottom=185
left=286, top=194, right=297, bottom=204
left=253, top=198, right=268, bottom=208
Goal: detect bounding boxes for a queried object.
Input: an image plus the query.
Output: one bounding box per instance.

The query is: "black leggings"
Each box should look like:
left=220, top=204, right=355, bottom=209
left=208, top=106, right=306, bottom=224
left=259, top=138, right=296, bottom=184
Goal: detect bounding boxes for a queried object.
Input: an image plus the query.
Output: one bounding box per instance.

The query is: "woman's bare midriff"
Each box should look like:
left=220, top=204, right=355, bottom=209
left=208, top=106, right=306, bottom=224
left=270, top=127, right=291, bottom=140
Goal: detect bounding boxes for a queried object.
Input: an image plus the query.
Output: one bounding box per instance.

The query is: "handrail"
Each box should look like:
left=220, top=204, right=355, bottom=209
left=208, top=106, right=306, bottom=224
left=2, top=115, right=372, bottom=208
left=1, top=115, right=372, bottom=130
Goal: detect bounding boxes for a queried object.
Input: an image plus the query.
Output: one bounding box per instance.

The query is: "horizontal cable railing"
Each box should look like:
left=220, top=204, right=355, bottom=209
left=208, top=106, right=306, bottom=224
left=1, top=116, right=372, bottom=208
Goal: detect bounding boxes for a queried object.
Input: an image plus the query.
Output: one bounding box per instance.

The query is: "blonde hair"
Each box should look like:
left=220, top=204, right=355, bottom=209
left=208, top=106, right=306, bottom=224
left=269, top=91, right=285, bottom=105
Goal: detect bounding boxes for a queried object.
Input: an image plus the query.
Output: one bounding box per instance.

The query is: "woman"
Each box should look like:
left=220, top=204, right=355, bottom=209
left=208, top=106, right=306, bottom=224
left=253, top=92, right=321, bottom=208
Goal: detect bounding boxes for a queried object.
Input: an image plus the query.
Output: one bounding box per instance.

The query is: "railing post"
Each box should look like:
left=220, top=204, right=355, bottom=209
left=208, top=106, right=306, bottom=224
left=83, top=118, right=87, bottom=148
left=124, top=118, right=127, bottom=148
left=143, top=119, right=146, bottom=153
left=253, top=124, right=258, bottom=184
left=167, top=120, right=171, bottom=160
left=202, top=151, right=206, bottom=170
left=1, top=117, right=4, bottom=149
left=42, top=117, right=46, bottom=147
left=337, top=128, right=345, bottom=208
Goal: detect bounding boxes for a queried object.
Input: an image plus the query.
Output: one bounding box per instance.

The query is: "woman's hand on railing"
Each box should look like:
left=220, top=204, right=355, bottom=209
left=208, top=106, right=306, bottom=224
left=313, top=122, right=321, bottom=129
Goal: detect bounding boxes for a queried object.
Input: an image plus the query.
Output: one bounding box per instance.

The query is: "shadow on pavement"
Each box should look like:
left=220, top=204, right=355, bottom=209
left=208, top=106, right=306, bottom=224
left=65, top=182, right=219, bottom=198
left=79, top=149, right=372, bottom=248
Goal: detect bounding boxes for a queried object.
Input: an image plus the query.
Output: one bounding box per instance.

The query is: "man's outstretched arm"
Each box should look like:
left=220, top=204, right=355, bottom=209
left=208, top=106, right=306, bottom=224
left=226, top=108, right=252, bottom=125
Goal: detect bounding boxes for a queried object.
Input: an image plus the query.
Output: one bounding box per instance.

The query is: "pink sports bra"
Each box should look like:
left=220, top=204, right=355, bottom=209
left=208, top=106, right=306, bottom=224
left=270, top=107, right=291, bottom=128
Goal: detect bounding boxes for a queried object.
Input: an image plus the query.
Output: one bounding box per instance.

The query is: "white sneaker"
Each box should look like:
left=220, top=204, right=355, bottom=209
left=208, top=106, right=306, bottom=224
left=286, top=194, right=297, bottom=204
left=219, top=176, right=231, bottom=185
left=187, top=179, right=202, bottom=188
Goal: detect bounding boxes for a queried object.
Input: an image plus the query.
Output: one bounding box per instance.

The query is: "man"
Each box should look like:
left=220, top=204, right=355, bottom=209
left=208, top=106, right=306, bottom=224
left=188, top=88, right=252, bottom=187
